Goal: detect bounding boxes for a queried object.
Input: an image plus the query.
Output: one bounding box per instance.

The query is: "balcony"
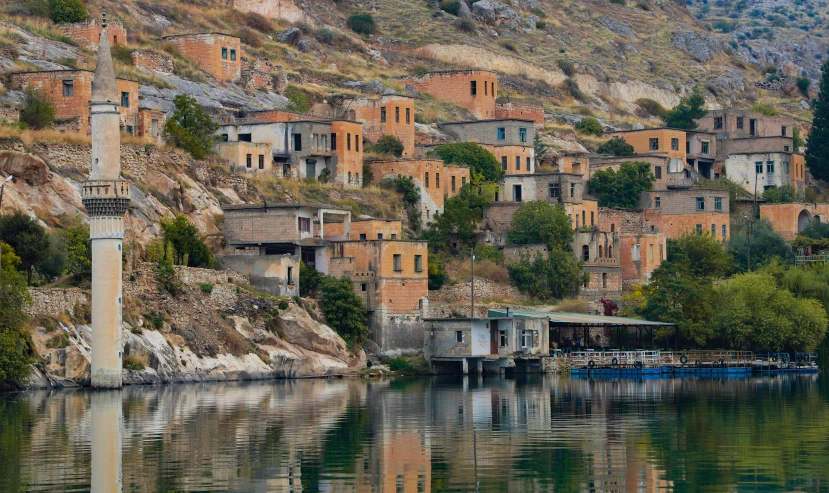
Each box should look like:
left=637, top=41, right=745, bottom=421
left=666, top=173, right=694, bottom=189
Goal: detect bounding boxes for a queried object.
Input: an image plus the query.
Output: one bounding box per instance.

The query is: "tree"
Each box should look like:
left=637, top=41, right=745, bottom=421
left=371, top=135, right=405, bottom=157
left=507, top=250, right=584, bottom=300
left=62, top=221, right=91, bottom=281
left=160, top=215, right=214, bottom=268
left=361, top=164, right=374, bottom=188
left=508, top=201, right=573, bottom=251
left=596, top=136, right=635, bottom=156
left=1, top=242, right=21, bottom=273
left=662, top=86, right=706, bottom=130
left=422, top=181, right=496, bottom=251
left=379, top=176, right=421, bottom=230
left=729, top=218, right=794, bottom=272
left=534, top=133, right=549, bottom=164
left=299, top=261, right=323, bottom=297
left=669, top=232, right=733, bottom=279
left=283, top=86, right=311, bottom=113
left=18, top=87, right=55, bottom=130
left=319, top=276, right=367, bottom=343
left=576, top=117, right=603, bottom=136
left=0, top=266, right=32, bottom=386
left=49, top=0, right=89, bottom=23
left=587, top=161, right=655, bottom=208
left=0, top=211, right=50, bottom=284
left=762, top=185, right=799, bottom=203
left=36, top=231, right=66, bottom=281
left=347, top=13, right=377, bottom=35
left=164, top=94, right=219, bottom=159
left=431, top=142, right=502, bottom=183
left=806, top=60, right=829, bottom=181
left=427, top=259, right=447, bottom=290
left=802, top=217, right=829, bottom=240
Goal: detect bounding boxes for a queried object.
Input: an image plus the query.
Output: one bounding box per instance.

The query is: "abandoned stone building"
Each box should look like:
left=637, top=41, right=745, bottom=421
left=574, top=229, right=622, bottom=298
left=394, top=70, right=498, bottom=119
left=698, top=109, right=807, bottom=143
left=597, top=208, right=667, bottom=287
left=8, top=70, right=138, bottom=134
left=719, top=137, right=806, bottom=195
left=161, top=33, right=242, bottom=82
left=325, top=218, right=403, bottom=240
left=760, top=203, right=829, bottom=241
left=341, top=95, right=416, bottom=158
left=368, top=159, right=470, bottom=226
left=137, top=107, right=166, bottom=144
left=58, top=17, right=127, bottom=49
left=609, top=128, right=717, bottom=179
left=494, top=97, right=545, bottom=124
left=440, top=119, right=536, bottom=175
left=495, top=173, right=599, bottom=230
left=638, top=189, right=731, bottom=239
left=218, top=118, right=363, bottom=187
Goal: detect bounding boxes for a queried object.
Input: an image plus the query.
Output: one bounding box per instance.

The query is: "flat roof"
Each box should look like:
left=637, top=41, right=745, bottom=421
left=610, top=127, right=709, bottom=134
left=440, top=118, right=536, bottom=125
left=392, top=69, right=497, bottom=78
left=351, top=218, right=402, bottom=222
left=162, top=32, right=239, bottom=39
left=487, top=309, right=676, bottom=326
left=222, top=203, right=350, bottom=212
left=8, top=69, right=138, bottom=82
left=332, top=239, right=426, bottom=244
left=503, top=172, right=583, bottom=178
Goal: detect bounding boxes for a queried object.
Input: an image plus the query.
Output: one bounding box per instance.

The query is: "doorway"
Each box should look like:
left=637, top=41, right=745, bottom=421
left=490, top=320, right=499, bottom=355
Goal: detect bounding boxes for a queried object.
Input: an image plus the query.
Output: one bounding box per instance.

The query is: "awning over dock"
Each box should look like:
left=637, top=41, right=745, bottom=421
left=487, top=309, right=676, bottom=327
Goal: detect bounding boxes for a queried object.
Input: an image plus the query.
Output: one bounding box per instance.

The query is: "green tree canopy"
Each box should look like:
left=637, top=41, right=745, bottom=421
left=662, top=86, right=706, bottom=130
left=669, top=231, right=733, bottom=279
left=430, top=142, right=503, bottom=183
left=49, top=0, right=89, bottom=23
left=62, top=220, right=91, bottom=281
left=587, top=161, right=655, bottom=209
left=596, top=136, right=634, bottom=156
left=164, top=94, right=219, bottom=159
left=762, top=185, right=799, bottom=203
left=0, top=211, right=50, bottom=284
left=370, top=135, right=405, bottom=157
left=506, top=250, right=585, bottom=300
left=0, top=265, right=32, bottom=386
left=576, top=117, right=603, bottom=136
left=806, top=60, right=829, bottom=181
left=19, top=87, right=55, bottom=130
left=729, top=218, right=794, bottom=272
left=161, top=215, right=214, bottom=268
left=508, top=201, right=574, bottom=251
left=319, top=275, right=367, bottom=343
left=422, top=181, right=496, bottom=252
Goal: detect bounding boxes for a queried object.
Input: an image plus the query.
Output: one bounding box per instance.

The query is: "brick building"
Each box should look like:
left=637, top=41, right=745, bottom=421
left=216, top=141, right=272, bottom=174
left=574, top=230, right=622, bottom=298
left=326, top=218, right=403, bottom=240
left=130, top=50, right=174, bottom=74
left=161, top=33, right=241, bottom=82
left=343, top=95, right=416, bottom=158
left=8, top=70, right=138, bottom=135
left=638, top=189, right=731, bottom=239
left=496, top=173, right=599, bottom=230
left=394, top=70, right=498, bottom=119
left=328, top=240, right=429, bottom=353
left=698, top=109, right=807, bottom=143
left=759, top=203, right=829, bottom=241
left=597, top=208, right=667, bottom=288
left=494, top=97, right=545, bottom=124
left=137, top=107, right=165, bottom=144
left=440, top=119, right=536, bottom=175
left=58, top=18, right=126, bottom=50
left=368, top=159, right=470, bottom=226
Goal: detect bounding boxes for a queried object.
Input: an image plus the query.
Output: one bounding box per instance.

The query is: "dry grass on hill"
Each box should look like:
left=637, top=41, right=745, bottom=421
left=445, top=259, right=510, bottom=284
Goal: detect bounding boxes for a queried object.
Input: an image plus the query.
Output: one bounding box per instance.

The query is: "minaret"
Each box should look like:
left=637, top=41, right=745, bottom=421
left=82, top=11, right=130, bottom=389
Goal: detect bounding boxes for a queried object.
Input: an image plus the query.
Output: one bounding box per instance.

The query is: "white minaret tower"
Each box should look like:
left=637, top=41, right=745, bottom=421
left=82, top=11, right=130, bottom=389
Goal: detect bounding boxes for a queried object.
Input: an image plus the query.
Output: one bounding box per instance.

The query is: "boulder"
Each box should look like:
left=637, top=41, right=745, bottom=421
left=271, top=304, right=348, bottom=359
left=0, top=151, right=50, bottom=185
left=672, top=30, right=722, bottom=62
left=276, top=28, right=301, bottom=46
left=297, top=39, right=315, bottom=53
left=780, top=61, right=801, bottom=78
left=365, top=79, right=385, bottom=94
left=596, top=16, right=637, bottom=39
left=405, top=84, right=420, bottom=97
left=473, top=1, right=521, bottom=29
left=458, top=0, right=473, bottom=18
left=782, top=77, right=800, bottom=97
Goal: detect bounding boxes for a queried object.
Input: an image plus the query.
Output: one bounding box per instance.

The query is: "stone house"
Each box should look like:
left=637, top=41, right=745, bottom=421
left=342, top=95, right=416, bottom=158
left=394, top=69, right=498, bottom=119
left=759, top=203, right=829, bottom=241
left=215, top=253, right=299, bottom=297
left=597, top=208, right=667, bottom=288
left=494, top=173, right=599, bottom=230
left=8, top=70, right=139, bottom=135
left=685, top=130, right=718, bottom=178
left=590, top=153, right=691, bottom=191
left=440, top=119, right=536, bottom=175
left=368, top=159, right=471, bottom=226
left=328, top=240, right=429, bottom=353
left=720, top=137, right=806, bottom=195
left=161, top=33, right=241, bottom=82
left=573, top=229, right=622, bottom=298
left=638, top=189, right=731, bottom=239
left=325, top=218, right=403, bottom=240
left=495, top=97, right=545, bottom=124
left=58, top=18, right=127, bottom=49
left=698, top=109, right=807, bottom=143
left=609, top=127, right=717, bottom=180
left=216, top=141, right=272, bottom=174
left=137, top=107, right=165, bottom=144
left=423, top=315, right=549, bottom=374
left=218, top=119, right=364, bottom=187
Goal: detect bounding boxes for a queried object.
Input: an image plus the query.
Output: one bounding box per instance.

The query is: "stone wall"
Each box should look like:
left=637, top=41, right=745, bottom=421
left=25, top=288, right=89, bottom=317
left=162, top=33, right=241, bottom=82
left=58, top=18, right=127, bottom=49
left=131, top=50, right=174, bottom=74
left=429, top=278, right=525, bottom=303
left=394, top=70, right=498, bottom=119
left=495, top=97, right=545, bottom=124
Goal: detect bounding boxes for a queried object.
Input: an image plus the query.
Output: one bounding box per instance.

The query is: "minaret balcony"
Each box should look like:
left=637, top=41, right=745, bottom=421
left=82, top=179, right=131, bottom=217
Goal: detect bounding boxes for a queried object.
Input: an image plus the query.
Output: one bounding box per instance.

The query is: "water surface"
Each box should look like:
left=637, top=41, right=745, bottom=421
left=1, top=375, right=828, bottom=492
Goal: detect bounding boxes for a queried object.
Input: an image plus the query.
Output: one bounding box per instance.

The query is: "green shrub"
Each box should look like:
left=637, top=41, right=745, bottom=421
left=123, top=354, right=146, bottom=371
left=535, top=20, right=547, bottom=29
left=556, top=59, right=575, bottom=77
left=284, top=85, right=312, bottom=113
left=797, top=78, right=811, bottom=96
left=110, top=43, right=133, bottom=65
left=428, top=260, right=447, bottom=290
left=278, top=299, right=289, bottom=310
left=45, top=332, right=69, bottom=349
left=49, top=0, right=89, bottom=23
left=752, top=103, right=779, bottom=116
left=319, top=276, right=367, bottom=343
left=164, top=94, right=219, bottom=159
left=347, top=13, right=377, bottom=35
left=19, top=87, right=55, bottom=130
left=454, top=18, right=477, bottom=32
left=369, top=135, right=405, bottom=157
left=635, top=98, right=667, bottom=117
left=609, top=0, right=626, bottom=4
left=161, top=215, right=214, bottom=268
left=388, top=357, right=417, bottom=373
left=361, top=163, right=374, bottom=187
left=0, top=329, right=30, bottom=386
left=563, top=78, right=583, bottom=100
left=440, top=0, right=461, bottom=15
left=474, top=244, right=504, bottom=264
left=596, top=136, right=634, bottom=156
left=200, top=283, right=213, bottom=294
left=576, top=117, right=603, bottom=136
left=299, top=261, right=324, bottom=296
left=500, top=39, right=519, bottom=52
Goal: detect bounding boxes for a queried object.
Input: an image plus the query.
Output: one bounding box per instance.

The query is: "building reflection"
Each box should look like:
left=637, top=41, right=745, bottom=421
left=90, top=390, right=122, bottom=493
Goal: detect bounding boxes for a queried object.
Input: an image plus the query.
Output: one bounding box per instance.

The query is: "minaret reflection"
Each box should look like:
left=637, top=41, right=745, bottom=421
left=90, top=390, right=123, bottom=493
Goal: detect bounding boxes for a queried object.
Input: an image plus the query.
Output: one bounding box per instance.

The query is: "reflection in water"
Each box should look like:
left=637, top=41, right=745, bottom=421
left=0, top=376, right=828, bottom=492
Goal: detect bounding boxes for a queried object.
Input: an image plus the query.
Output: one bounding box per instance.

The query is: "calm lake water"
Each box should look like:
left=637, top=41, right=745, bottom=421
left=1, top=375, right=828, bottom=492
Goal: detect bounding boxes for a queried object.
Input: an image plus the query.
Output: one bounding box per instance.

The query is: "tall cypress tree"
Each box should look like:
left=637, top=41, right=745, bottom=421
left=806, top=61, right=829, bottom=181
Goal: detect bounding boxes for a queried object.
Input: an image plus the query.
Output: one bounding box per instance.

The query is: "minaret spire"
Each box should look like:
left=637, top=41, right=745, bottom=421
left=82, top=9, right=130, bottom=389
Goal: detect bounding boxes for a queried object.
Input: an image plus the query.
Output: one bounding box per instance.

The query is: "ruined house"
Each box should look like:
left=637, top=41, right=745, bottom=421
left=440, top=119, right=536, bottom=175
left=394, top=69, right=498, bottom=119
left=161, top=33, right=242, bottom=82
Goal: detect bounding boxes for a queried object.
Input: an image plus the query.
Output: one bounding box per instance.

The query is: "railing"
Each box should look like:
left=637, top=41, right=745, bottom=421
left=796, top=255, right=829, bottom=265
left=566, top=350, right=755, bottom=367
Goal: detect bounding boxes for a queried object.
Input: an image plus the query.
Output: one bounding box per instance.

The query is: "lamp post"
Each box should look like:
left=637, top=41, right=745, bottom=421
left=470, top=249, right=476, bottom=321
left=0, top=175, right=13, bottom=273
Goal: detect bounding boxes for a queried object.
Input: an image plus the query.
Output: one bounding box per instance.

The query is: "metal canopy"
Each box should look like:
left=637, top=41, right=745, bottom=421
left=487, top=309, right=676, bottom=327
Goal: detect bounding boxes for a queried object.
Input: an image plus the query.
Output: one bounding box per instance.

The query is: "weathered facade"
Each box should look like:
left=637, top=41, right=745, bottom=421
left=137, top=107, right=165, bottom=144
left=215, top=253, right=299, bottom=296
left=638, top=189, right=731, bottom=239
left=573, top=230, right=622, bottom=298
left=161, top=33, right=241, bottom=82
left=325, top=218, right=402, bottom=240
left=722, top=138, right=806, bottom=194
left=590, top=154, right=695, bottom=191
left=58, top=18, right=127, bottom=49
left=699, top=109, right=807, bottom=143
left=395, top=70, right=498, bottom=119
left=759, top=203, right=829, bottom=241
left=598, top=208, right=667, bottom=287
left=495, top=97, right=545, bottom=124
left=440, top=119, right=536, bottom=175
left=495, top=173, right=599, bottom=230
left=344, top=95, right=416, bottom=158
left=216, top=141, right=272, bottom=174
left=9, top=70, right=139, bottom=134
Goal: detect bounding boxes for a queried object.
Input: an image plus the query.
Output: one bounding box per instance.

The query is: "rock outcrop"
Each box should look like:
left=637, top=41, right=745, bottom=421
left=0, top=150, right=50, bottom=185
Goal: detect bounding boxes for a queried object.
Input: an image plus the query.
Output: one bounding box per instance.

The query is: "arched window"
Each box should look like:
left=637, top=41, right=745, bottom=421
left=610, top=223, right=615, bottom=232
left=582, top=245, right=590, bottom=262
left=607, top=245, right=613, bottom=258
left=598, top=245, right=603, bottom=258
left=602, top=273, right=608, bottom=288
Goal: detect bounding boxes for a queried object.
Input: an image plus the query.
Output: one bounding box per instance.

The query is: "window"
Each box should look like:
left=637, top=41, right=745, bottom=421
left=715, top=197, right=722, bottom=211
left=230, top=49, right=236, bottom=61
left=222, top=47, right=228, bottom=59
left=292, top=133, right=302, bottom=151
left=361, top=283, right=367, bottom=291
left=671, top=138, right=679, bottom=151
left=632, top=244, right=640, bottom=261
left=499, top=331, right=508, bottom=347
left=519, top=127, right=528, bottom=143
left=347, top=133, right=351, bottom=151
left=654, top=196, right=661, bottom=209
left=582, top=210, right=585, bottom=225
left=714, top=117, right=723, bottom=129
left=425, top=172, right=429, bottom=188
left=784, top=145, right=790, bottom=152
left=313, top=134, right=319, bottom=150
left=610, top=223, right=615, bottom=232
left=355, top=137, right=360, bottom=152
left=415, top=255, right=423, bottom=272
left=695, top=224, right=702, bottom=234
left=298, top=217, right=311, bottom=233
left=590, top=211, right=594, bottom=226
left=451, top=175, right=456, bottom=192
left=406, top=108, right=411, bottom=124
left=246, top=154, right=252, bottom=168
left=515, top=156, right=521, bottom=170
left=497, top=127, right=506, bottom=140
left=395, top=106, right=400, bottom=123
left=711, top=224, right=716, bottom=235
left=331, top=133, right=337, bottom=150
left=756, top=161, right=763, bottom=174
left=649, top=138, right=659, bottom=151
left=607, top=245, right=612, bottom=258
left=259, top=155, right=264, bottom=170
left=62, top=80, right=74, bottom=97
left=436, top=173, right=440, bottom=188
left=549, top=183, right=560, bottom=198
left=377, top=233, right=383, bottom=240
left=660, top=244, right=664, bottom=260
left=782, top=126, right=787, bottom=137
left=393, top=254, right=402, bottom=271
left=687, top=141, right=691, bottom=153
left=736, top=117, right=744, bottom=129
left=513, top=184, right=522, bottom=202
left=491, top=81, right=495, bottom=96
left=570, top=183, right=576, bottom=197
left=462, top=176, right=467, bottom=186
left=359, top=233, right=367, bottom=240
left=649, top=244, right=654, bottom=261
left=696, top=197, right=705, bottom=211
left=120, top=91, right=129, bottom=108
left=526, top=157, right=531, bottom=171
left=521, top=330, right=534, bottom=348
left=501, top=156, right=507, bottom=171
left=391, top=234, right=397, bottom=239
left=471, top=80, right=477, bottom=95
left=599, top=245, right=603, bottom=258
left=456, top=331, right=464, bottom=343
left=722, top=224, right=727, bottom=237
left=582, top=245, right=590, bottom=261
left=125, top=125, right=133, bottom=135
left=484, top=81, right=488, bottom=96
left=655, top=166, right=662, bottom=179
left=701, top=141, right=709, bottom=154
left=287, top=266, right=293, bottom=283
left=380, top=107, right=387, bottom=123
left=767, top=161, right=775, bottom=173
left=602, top=273, right=608, bottom=289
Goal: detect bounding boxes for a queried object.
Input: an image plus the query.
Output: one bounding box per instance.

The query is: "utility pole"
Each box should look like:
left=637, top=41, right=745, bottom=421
left=0, top=175, right=13, bottom=273
left=748, top=167, right=759, bottom=272
left=470, top=248, right=476, bottom=321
